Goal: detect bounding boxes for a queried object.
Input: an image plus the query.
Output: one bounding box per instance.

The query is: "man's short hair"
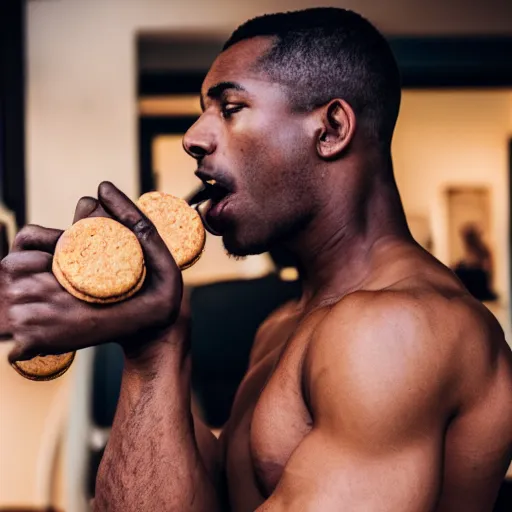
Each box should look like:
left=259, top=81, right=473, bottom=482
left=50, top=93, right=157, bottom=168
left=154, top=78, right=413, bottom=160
left=223, top=8, right=401, bottom=148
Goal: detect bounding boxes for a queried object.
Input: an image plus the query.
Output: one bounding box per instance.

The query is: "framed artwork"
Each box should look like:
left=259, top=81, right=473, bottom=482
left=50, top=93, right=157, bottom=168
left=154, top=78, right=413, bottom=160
left=446, top=186, right=492, bottom=268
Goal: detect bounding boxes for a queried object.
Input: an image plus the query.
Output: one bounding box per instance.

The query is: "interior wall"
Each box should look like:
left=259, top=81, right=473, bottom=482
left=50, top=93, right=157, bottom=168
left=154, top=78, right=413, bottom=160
left=393, top=90, right=512, bottom=304
left=0, top=343, right=73, bottom=508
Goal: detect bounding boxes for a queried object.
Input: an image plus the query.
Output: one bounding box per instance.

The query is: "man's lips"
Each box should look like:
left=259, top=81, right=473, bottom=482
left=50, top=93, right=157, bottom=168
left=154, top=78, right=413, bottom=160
left=187, top=181, right=232, bottom=211
left=186, top=185, right=211, bottom=207
left=204, top=190, right=235, bottom=232
left=207, top=191, right=232, bottom=216
left=194, top=170, right=235, bottom=196
left=188, top=170, right=237, bottom=235
left=187, top=183, right=234, bottom=236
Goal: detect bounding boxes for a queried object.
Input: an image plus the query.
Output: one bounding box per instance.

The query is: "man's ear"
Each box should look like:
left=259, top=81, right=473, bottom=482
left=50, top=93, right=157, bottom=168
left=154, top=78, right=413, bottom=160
left=316, top=99, right=356, bottom=160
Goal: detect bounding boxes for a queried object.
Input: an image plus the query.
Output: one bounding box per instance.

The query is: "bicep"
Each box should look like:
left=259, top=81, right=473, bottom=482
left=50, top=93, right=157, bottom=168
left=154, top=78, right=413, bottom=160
left=258, top=426, right=443, bottom=511
left=258, top=298, right=449, bottom=511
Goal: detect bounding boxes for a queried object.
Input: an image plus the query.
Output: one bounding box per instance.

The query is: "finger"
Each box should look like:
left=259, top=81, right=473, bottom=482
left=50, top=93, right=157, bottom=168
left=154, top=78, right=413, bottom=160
left=97, top=181, right=178, bottom=276
left=7, top=339, right=43, bottom=363
left=9, top=301, right=58, bottom=327
left=73, top=196, right=99, bottom=223
left=8, top=343, right=26, bottom=363
left=87, top=203, right=110, bottom=219
left=11, top=225, right=63, bottom=253
left=5, top=305, right=43, bottom=361
left=7, top=274, right=59, bottom=303
left=1, top=251, right=53, bottom=276
left=73, top=196, right=110, bottom=223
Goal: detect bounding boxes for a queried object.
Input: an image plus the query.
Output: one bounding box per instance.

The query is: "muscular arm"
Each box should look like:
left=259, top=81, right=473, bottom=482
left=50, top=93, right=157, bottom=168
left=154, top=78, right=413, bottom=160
left=258, top=294, right=452, bottom=511
left=0, top=185, right=225, bottom=510
left=93, top=323, right=224, bottom=512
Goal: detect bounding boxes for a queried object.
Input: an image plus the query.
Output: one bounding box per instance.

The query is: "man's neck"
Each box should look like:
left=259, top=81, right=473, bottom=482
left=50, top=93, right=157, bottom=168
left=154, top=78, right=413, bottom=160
left=288, top=171, right=412, bottom=311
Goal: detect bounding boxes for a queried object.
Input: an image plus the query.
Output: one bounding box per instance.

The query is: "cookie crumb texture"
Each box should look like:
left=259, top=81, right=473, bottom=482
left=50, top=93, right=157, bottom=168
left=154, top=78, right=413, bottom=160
left=137, top=191, right=206, bottom=269
left=54, top=217, right=145, bottom=301
left=12, top=352, right=76, bottom=381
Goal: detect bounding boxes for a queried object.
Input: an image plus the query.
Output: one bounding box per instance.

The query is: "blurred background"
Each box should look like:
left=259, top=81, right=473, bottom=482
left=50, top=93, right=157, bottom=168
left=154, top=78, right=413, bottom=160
left=0, top=0, right=511, bottom=511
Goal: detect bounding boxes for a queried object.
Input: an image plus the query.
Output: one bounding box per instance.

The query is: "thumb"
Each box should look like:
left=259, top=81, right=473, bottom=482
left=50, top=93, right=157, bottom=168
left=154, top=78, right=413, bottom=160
left=97, top=182, right=178, bottom=277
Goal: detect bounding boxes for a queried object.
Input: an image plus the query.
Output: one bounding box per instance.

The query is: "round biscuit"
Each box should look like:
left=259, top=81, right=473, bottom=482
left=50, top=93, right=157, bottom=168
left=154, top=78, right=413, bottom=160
left=12, top=352, right=76, bottom=381
left=53, top=256, right=146, bottom=304
left=53, top=217, right=145, bottom=301
left=136, top=191, right=206, bottom=269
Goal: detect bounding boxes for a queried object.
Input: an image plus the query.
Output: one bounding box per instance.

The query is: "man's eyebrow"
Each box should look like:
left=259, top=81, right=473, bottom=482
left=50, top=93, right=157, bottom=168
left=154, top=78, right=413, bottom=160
left=200, top=81, right=247, bottom=111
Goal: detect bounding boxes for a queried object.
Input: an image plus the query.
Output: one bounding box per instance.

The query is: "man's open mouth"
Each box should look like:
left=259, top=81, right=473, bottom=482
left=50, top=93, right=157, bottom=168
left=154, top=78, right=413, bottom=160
left=187, top=175, right=235, bottom=235
left=204, top=179, right=232, bottom=204
left=189, top=171, right=235, bottom=204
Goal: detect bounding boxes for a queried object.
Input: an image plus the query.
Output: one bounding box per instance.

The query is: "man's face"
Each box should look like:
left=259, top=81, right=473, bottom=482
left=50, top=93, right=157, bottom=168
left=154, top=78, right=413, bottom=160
left=183, top=37, right=318, bottom=256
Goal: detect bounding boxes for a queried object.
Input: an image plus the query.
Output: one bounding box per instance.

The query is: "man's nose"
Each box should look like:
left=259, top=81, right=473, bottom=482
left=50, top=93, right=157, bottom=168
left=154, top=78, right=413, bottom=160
left=183, top=123, right=216, bottom=160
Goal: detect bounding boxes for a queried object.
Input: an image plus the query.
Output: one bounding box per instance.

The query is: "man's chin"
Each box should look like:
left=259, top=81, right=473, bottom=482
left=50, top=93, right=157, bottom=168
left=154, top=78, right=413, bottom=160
left=222, top=233, right=269, bottom=258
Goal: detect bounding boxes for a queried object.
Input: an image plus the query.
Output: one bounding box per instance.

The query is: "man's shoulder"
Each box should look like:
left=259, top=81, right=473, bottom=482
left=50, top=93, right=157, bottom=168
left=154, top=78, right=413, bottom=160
left=312, top=284, right=496, bottom=349
left=303, top=288, right=501, bottom=411
left=305, top=289, right=437, bottom=367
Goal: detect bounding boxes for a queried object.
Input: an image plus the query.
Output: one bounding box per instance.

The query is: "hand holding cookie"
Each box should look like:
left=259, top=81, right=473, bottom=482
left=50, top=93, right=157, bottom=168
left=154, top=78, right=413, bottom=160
left=2, top=182, right=205, bottom=379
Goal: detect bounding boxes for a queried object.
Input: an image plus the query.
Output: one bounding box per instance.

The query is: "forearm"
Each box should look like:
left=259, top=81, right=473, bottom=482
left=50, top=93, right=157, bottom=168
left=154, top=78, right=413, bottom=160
left=93, top=337, right=223, bottom=512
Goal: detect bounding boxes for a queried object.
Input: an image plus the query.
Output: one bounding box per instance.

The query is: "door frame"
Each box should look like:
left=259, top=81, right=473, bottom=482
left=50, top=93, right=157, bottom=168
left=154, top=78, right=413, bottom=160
left=139, top=116, right=200, bottom=195
left=0, top=0, right=26, bottom=228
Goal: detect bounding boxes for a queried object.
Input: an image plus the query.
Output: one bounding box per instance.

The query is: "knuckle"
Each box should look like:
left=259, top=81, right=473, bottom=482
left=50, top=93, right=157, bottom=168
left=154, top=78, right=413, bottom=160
left=7, top=284, right=24, bottom=303
left=8, top=308, right=22, bottom=327
left=16, top=224, right=37, bottom=242
left=13, top=232, right=28, bottom=249
left=9, top=304, right=32, bottom=327
left=132, top=218, right=156, bottom=241
left=36, top=271, right=52, bottom=286
left=13, top=225, right=38, bottom=249
left=17, top=332, right=34, bottom=346
left=0, top=256, right=11, bottom=273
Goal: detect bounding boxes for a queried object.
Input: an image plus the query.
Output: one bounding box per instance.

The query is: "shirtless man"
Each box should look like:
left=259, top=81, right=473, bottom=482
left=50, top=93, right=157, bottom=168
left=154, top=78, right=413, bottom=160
left=2, top=8, right=512, bottom=512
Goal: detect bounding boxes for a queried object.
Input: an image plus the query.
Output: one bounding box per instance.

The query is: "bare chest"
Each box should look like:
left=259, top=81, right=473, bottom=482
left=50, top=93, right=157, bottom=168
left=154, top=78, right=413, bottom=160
left=222, top=313, right=324, bottom=510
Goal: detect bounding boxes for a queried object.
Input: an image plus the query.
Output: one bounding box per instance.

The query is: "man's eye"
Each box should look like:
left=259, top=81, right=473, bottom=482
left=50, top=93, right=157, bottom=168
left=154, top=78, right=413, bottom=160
left=221, top=104, right=244, bottom=118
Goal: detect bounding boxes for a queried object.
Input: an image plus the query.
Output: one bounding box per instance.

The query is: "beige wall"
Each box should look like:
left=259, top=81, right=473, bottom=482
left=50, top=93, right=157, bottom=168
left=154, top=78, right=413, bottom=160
left=1, top=1, right=507, bottom=511
left=393, top=90, right=512, bottom=303
left=0, top=343, right=73, bottom=508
